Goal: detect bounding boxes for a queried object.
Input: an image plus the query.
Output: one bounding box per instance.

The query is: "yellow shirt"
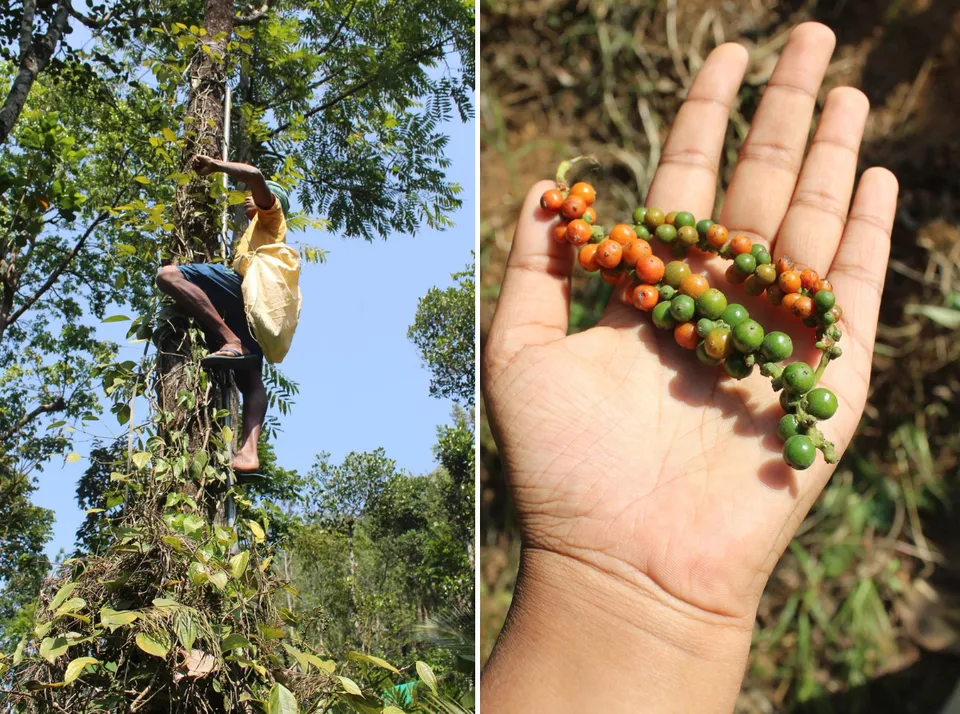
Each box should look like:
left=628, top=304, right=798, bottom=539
left=232, top=197, right=287, bottom=269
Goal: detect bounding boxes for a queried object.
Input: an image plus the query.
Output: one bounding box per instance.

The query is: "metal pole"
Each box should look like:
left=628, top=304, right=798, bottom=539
left=221, top=84, right=231, bottom=261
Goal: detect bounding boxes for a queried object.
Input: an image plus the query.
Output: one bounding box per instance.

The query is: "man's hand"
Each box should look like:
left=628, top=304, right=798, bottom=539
left=481, top=22, right=898, bottom=713
left=192, top=155, right=220, bottom=177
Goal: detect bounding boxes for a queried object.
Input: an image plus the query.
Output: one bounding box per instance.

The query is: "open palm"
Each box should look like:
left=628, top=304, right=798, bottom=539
left=483, top=24, right=897, bottom=622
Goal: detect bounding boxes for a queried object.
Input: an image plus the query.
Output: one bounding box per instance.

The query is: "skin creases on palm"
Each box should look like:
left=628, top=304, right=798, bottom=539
left=488, top=239, right=871, bottom=622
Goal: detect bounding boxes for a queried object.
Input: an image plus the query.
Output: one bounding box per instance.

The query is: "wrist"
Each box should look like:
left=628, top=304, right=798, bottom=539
left=482, top=547, right=753, bottom=713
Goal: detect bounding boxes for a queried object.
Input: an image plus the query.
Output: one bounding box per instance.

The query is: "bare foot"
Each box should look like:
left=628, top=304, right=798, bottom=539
left=231, top=449, right=259, bottom=473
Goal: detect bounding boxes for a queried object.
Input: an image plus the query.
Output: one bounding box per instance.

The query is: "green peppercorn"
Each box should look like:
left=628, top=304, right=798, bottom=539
left=761, top=332, right=793, bottom=362
left=663, top=260, right=691, bottom=288
left=669, top=294, right=696, bottom=322
left=724, top=352, right=754, bottom=379
left=750, top=244, right=765, bottom=258
left=696, top=288, right=727, bottom=320
left=644, top=207, right=665, bottom=229
left=652, top=301, right=676, bottom=330
left=704, top=327, right=733, bottom=359
left=780, top=390, right=798, bottom=413
left=633, top=207, right=648, bottom=224
left=732, top=319, right=764, bottom=352
left=696, top=318, right=716, bottom=338
left=697, top=342, right=720, bottom=366
left=821, top=311, right=836, bottom=326
left=778, top=414, right=800, bottom=441
left=805, top=388, right=838, bottom=419
left=814, top=290, right=836, bottom=313
left=783, top=435, right=817, bottom=470
left=803, top=316, right=819, bottom=328
left=734, top=253, right=757, bottom=276
left=782, top=362, right=815, bottom=394
left=677, top=225, right=699, bottom=247
left=721, top=303, right=749, bottom=327
left=755, top=250, right=772, bottom=265
left=656, top=224, right=678, bottom=244
left=674, top=211, right=696, bottom=228
left=696, top=219, right=714, bottom=237
left=658, top=284, right=677, bottom=301
left=755, top=263, right=777, bottom=287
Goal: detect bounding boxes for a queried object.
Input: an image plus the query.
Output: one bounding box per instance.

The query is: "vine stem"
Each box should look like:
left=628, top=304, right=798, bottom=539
left=813, top=348, right=832, bottom=386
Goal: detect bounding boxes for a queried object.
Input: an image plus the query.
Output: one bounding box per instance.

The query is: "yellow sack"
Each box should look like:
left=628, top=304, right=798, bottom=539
left=233, top=243, right=302, bottom=364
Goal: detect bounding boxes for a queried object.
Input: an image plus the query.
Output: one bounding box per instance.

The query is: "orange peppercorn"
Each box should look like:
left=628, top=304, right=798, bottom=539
left=601, top=267, right=624, bottom=285
left=609, top=224, right=638, bottom=246
left=561, top=195, right=587, bottom=220
left=621, top=237, right=652, bottom=267
left=800, top=269, right=819, bottom=291
left=766, top=284, right=786, bottom=306
left=674, top=322, right=699, bottom=350
left=792, top=295, right=814, bottom=319
left=778, top=270, right=802, bottom=294
left=540, top=189, right=564, bottom=212
left=781, top=293, right=801, bottom=312
left=776, top=256, right=794, bottom=275
left=578, top=243, right=600, bottom=271
left=679, top=274, right=710, bottom=298
left=813, top=278, right=833, bottom=294
left=596, top=239, right=623, bottom=269
left=569, top=182, right=596, bottom=206
left=566, top=219, right=593, bottom=246
left=706, top=224, right=728, bottom=249
left=730, top=234, right=752, bottom=255
left=726, top=264, right=746, bottom=285
left=583, top=206, right=597, bottom=225
left=552, top=221, right=570, bottom=243
left=632, top=284, right=659, bottom=311
left=635, top=255, right=665, bottom=284
left=665, top=211, right=678, bottom=226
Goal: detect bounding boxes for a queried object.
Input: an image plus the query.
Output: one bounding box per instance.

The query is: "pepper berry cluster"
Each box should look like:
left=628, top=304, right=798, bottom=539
left=540, top=163, right=843, bottom=471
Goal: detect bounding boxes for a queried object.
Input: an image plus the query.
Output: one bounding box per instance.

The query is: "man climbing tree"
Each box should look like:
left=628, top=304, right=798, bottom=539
left=155, top=154, right=294, bottom=476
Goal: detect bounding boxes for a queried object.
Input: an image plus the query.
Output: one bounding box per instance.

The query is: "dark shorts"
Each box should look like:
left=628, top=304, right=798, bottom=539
left=177, top=263, right=263, bottom=358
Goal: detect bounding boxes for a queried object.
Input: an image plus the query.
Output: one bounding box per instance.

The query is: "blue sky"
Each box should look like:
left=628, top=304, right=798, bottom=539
left=30, top=28, right=476, bottom=559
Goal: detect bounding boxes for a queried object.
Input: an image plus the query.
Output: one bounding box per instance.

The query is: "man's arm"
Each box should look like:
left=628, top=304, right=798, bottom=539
left=192, top=155, right=275, bottom=210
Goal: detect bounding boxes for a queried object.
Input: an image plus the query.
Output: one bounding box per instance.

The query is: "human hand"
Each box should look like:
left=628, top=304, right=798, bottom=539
left=192, top=154, right=220, bottom=176
left=482, top=23, right=897, bottom=710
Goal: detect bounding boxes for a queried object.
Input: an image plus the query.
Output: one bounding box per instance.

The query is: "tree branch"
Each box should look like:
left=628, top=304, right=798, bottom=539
left=6, top=212, right=109, bottom=328
left=0, top=397, right=66, bottom=443
left=0, top=0, right=70, bottom=146
left=318, top=0, right=359, bottom=55
left=235, top=1, right=271, bottom=26
left=267, top=36, right=454, bottom=138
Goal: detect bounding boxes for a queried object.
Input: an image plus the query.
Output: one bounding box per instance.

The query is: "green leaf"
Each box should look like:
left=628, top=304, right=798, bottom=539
left=175, top=616, right=197, bottom=652
left=161, top=127, right=178, bottom=142
left=64, top=657, right=99, bottom=684
left=222, top=633, right=253, bottom=652
left=55, top=598, right=86, bottom=617
left=182, top=514, right=205, bottom=535
left=131, top=451, right=151, bottom=470
left=905, top=304, right=960, bottom=329
left=115, top=244, right=136, bottom=257
left=133, top=175, right=151, bottom=184
left=152, top=598, right=178, bottom=608
left=349, top=651, right=399, bottom=674
left=383, top=708, right=405, bottom=714
left=416, top=661, right=438, bottom=695
left=267, top=683, right=299, bottom=714
left=162, top=535, right=185, bottom=552
left=12, top=639, right=25, bottom=666
left=49, top=582, right=77, bottom=611
left=245, top=520, right=265, bottom=541
left=281, top=642, right=308, bottom=670
left=100, top=607, right=139, bottom=631
left=102, top=314, right=131, bottom=323
left=135, top=632, right=169, bottom=658
left=208, top=570, right=228, bottom=589
left=222, top=425, right=234, bottom=444
left=188, top=562, right=208, bottom=586
left=258, top=624, right=284, bottom=639
left=66, top=452, right=81, bottom=463
left=303, top=653, right=335, bottom=674
left=229, top=551, right=249, bottom=578
left=39, top=637, right=70, bottom=664
left=337, top=676, right=363, bottom=696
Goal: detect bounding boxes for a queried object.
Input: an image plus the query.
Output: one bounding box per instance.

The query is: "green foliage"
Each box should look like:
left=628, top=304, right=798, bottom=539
left=408, top=260, right=475, bottom=405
